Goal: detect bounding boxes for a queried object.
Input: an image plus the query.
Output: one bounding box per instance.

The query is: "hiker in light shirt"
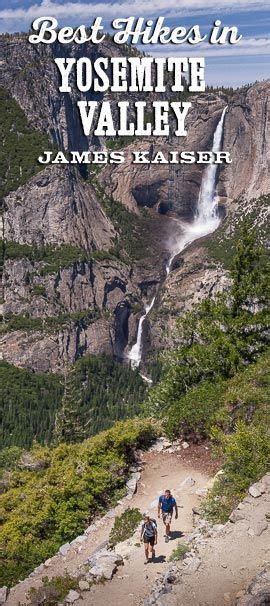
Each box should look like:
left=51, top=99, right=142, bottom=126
left=140, top=514, right=158, bottom=564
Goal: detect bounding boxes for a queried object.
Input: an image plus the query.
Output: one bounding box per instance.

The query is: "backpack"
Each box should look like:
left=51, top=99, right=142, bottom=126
left=142, top=518, right=157, bottom=537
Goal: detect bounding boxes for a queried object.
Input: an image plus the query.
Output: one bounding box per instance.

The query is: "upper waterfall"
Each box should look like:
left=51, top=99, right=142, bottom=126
left=196, top=106, right=227, bottom=226
left=127, top=105, right=228, bottom=372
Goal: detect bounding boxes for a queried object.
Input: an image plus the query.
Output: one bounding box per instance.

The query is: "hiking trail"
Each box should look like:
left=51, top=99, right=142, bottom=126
left=6, top=444, right=270, bottom=606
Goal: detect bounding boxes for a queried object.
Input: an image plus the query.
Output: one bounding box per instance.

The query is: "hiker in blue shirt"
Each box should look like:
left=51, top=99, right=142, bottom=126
left=158, top=489, right=178, bottom=542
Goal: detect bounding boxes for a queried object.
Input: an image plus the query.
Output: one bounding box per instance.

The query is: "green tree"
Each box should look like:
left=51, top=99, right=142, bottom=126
left=53, top=366, right=90, bottom=444
left=230, top=218, right=266, bottom=316
left=145, top=223, right=269, bottom=429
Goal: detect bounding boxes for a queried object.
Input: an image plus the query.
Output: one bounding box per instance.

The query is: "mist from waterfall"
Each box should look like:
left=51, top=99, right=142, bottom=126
left=127, top=106, right=227, bottom=372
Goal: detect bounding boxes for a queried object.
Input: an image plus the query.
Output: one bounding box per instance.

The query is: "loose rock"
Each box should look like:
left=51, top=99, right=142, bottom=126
left=249, top=483, right=265, bottom=498
left=59, top=542, right=70, bottom=556
left=230, top=509, right=247, bottom=523
left=87, top=549, right=123, bottom=582
left=0, top=587, right=8, bottom=604
left=126, top=478, right=137, bottom=495
left=248, top=521, right=268, bottom=537
left=78, top=580, right=90, bottom=591
left=65, top=590, right=80, bottom=603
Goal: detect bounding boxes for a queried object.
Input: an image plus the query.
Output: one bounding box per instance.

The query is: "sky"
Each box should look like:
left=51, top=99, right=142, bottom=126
left=0, top=0, right=269, bottom=86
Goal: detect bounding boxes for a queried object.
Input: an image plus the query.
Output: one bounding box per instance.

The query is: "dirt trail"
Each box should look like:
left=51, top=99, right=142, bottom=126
left=146, top=478, right=270, bottom=606
left=7, top=450, right=211, bottom=606
left=78, top=451, right=210, bottom=605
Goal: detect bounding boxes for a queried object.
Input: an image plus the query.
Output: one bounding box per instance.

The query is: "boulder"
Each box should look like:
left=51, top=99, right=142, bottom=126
left=87, top=549, right=124, bottom=582
left=65, top=590, right=80, bottom=603
left=261, top=473, right=270, bottom=492
left=126, top=477, right=137, bottom=495
left=248, top=521, right=268, bottom=537
left=229, top=509, right=247, bottom=523
left=131, top=471, right=141, bottom=481
left=19, top=452, right=48, bottom=471
left=59, top=542, right=70, bottom=556
left=182, top=442, right=189, bottom=449
left=182, top=555, right=201, bottom=574
left=0, top=587, right=8, bottom=604
left=249, top=483, right=265, bottom=498
left=78, top=580, right=90, bottom=591
left=88, top=561, right=117, bottom=581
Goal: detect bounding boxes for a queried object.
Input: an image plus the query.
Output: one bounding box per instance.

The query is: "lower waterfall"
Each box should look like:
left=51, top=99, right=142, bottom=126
left=127, top=106, right=227, bottom=372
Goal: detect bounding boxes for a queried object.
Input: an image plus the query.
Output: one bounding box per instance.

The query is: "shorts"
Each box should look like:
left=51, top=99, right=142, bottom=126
left=143, top=536, right=155, bottom=546
left=162, top=512, right=172, bottom=525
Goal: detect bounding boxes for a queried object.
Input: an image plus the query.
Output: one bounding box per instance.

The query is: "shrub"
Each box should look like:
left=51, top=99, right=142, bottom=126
left=164, top=380, right=225, bottom=441
left=109, top=508, right=142, bottom=547
left=204, top=421, right=270, bottom=522
left=26, top=575, right=79, bottom=606
left=168, top=542, right=190, bottom=562
left=0, top=419, right=157, bottom=586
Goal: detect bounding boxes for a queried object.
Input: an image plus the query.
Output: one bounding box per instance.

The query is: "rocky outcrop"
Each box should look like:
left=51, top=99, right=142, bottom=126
left=0, top=317, right=112, bottom=372
left=0, top=34, right=129, bottom=150
left=219, top=81, right=270, bottom=202
left=3, top=165, right=115, bottom=251
left=3, top=256, right=136, bottom=318
left=149, top=242, right=231, bottom=353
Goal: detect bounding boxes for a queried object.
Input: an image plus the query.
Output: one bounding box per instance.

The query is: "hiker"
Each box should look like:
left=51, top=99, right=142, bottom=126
left=158, top=489, right=178, bottom=542
left=140, top=514, right=158, bottom=564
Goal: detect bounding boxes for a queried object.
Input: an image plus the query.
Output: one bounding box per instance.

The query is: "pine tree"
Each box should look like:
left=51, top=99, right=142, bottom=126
left=53, top=365, right=91, bottom=444
left=230, top=218, right=266, bottom=317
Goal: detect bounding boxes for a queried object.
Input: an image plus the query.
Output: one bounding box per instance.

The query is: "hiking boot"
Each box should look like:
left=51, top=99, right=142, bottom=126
left=152, top=550, right=156, bottom=560
left=144, top=558, right=149, bottom=564
left=165, top=536, right=169, bottom=543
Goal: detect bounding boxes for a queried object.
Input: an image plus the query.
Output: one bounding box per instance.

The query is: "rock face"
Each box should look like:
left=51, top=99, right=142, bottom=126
left=149, top=241, right=231, bottom=353
left=101, top=94, right=227, bottom=217
left=219, top=81, right=270, bottom=201
left=4, top=166, right=115, bottom=251
left=0, top=34, right=129, bottom=150
left=0, top=317, right=113, bottom=372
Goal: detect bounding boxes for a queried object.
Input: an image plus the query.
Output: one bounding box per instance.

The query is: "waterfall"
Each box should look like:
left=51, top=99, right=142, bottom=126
left=128, top=106, right=227, bottom=373
left=196, top=105, right=227, bottom=228
left=127, top=297, right=155, bottom=370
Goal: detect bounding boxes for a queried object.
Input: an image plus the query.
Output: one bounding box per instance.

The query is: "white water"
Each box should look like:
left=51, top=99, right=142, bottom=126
left=128, top=106, right=227, bottom=373
left=128, top=297, right=155, bottom=370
